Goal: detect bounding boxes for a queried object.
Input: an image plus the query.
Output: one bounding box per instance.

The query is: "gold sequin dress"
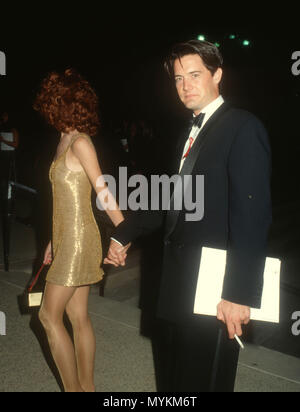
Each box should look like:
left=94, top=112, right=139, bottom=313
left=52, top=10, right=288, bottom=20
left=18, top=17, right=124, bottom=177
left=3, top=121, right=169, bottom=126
left=46, top=133, right=104, bottom=287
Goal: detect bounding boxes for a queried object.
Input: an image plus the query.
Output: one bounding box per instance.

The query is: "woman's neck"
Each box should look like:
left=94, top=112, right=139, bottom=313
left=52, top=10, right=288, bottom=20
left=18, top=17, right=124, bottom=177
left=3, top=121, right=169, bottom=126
left=60, top=129, right=80, bottom=141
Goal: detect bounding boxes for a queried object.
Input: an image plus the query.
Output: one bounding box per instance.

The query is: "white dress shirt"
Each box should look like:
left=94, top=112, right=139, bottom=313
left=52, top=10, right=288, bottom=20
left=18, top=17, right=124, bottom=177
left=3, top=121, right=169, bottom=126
left=179, top=95, right=224, bottom=172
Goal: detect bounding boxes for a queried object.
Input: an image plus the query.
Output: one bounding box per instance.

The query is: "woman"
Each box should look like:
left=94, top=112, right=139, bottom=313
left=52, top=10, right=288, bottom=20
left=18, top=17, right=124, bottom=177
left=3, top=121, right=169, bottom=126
left=34, top=68, right=128, bottom=392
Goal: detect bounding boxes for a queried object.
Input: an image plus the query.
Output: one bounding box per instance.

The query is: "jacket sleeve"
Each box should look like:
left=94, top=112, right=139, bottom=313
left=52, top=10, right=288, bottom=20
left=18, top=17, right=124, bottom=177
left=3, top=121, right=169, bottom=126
left=221, top=115, right=272, bottom=308
left=112, top=210, right=165, bottom=246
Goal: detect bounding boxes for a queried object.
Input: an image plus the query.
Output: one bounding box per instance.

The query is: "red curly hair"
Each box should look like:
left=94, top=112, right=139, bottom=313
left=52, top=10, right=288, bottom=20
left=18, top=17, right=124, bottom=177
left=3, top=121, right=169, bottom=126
left=34, top=68, right=100, bottom=136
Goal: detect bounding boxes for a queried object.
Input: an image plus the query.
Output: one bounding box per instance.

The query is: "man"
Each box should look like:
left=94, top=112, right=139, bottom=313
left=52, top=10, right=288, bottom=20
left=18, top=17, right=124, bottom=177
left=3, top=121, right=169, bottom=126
left=104, top=40, right=272, bottom=392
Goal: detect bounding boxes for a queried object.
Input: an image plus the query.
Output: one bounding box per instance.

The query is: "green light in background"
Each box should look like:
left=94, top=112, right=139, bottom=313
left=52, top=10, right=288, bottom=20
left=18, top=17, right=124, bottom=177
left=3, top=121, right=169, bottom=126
left=197, top=34, right=206, bottom=41
left=214, top=42, right=220, bottom=48
left=229, top=34, right=236, bottom=39
left=242, top=40, right=250, bottom=46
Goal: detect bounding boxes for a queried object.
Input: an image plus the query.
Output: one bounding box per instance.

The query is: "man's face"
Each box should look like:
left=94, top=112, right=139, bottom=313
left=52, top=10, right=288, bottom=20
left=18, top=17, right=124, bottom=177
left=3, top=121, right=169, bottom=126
left=173, top=54, right=222, bottom=115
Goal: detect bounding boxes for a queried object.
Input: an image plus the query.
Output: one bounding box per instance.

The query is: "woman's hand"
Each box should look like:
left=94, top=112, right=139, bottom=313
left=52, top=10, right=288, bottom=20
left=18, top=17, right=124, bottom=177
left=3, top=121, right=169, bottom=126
left=43, top=241, right=52, bottom=265
left=104, top=240, right=131, bottom=267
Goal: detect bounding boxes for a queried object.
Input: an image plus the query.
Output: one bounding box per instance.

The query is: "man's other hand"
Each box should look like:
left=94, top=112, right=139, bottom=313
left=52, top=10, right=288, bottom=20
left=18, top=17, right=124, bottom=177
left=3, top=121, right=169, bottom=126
left=217, top=299, right=250, bottom=339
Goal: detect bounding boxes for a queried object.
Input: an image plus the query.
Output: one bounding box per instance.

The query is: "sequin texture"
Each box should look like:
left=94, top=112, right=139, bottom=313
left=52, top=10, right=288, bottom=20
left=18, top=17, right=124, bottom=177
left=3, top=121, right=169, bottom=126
left=46, top=133, right=104, bottom=287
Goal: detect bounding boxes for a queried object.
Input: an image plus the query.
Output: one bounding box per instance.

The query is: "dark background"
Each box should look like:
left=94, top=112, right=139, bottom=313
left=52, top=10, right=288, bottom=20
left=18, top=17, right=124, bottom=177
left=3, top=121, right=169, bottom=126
left=1, top=4, right=300, bottom=359
left=1, top=5, right=300, bottom=256
left=1, top=6, right=300, bottom=204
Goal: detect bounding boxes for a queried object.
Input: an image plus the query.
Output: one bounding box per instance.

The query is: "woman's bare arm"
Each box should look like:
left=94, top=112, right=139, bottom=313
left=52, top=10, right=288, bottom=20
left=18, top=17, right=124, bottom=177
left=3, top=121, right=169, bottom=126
left=71, top=135, right=124, bottom=227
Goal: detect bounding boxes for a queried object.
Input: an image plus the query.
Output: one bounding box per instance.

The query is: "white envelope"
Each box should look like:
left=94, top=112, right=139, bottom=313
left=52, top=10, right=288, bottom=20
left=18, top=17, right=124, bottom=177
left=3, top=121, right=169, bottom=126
left=193, top=247, right=281, bottom=323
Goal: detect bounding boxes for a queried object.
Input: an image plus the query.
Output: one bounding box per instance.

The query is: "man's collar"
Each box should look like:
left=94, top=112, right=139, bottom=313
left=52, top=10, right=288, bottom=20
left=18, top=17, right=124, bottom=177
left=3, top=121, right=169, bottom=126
left=193, top=95, right=224, bottom=118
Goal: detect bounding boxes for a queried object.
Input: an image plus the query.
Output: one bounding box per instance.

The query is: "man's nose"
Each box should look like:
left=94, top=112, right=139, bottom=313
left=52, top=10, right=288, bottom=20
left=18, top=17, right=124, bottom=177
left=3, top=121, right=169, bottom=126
left=182, top=78, right=193, bottom=91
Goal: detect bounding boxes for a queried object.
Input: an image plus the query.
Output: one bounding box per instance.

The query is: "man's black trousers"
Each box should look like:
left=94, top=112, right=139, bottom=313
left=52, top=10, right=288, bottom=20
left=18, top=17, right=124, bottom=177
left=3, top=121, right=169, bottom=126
left=152, top=314, right=240, bottom=392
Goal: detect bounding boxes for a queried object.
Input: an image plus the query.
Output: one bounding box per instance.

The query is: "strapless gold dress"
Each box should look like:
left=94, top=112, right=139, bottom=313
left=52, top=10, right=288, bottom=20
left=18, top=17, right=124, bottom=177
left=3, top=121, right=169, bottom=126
left=46, top=133, right=104, bottom=287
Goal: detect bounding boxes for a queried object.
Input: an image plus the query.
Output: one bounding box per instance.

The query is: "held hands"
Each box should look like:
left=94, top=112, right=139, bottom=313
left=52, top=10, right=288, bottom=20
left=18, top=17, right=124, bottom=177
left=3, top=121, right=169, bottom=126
left=217, top=299, right=250, bottom=339
left=104, top=239, right=131, bottom=267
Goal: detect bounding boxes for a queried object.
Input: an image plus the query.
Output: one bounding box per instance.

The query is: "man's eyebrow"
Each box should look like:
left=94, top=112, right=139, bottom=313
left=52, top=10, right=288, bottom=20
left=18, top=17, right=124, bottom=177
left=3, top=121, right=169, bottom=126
left=174, top=70, right=202, bottom=77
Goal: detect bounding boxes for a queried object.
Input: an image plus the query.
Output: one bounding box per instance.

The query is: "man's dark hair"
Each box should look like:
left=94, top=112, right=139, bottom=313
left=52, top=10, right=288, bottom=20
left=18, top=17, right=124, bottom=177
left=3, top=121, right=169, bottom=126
left=164, top=39, right=223, bottom=77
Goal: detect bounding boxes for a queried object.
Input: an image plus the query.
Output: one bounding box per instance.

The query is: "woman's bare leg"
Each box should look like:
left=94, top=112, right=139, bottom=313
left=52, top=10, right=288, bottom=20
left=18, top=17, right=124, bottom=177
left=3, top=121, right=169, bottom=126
left=65, top=285, right=96, bottom=392
left=38, top=282, right=83, bottom=392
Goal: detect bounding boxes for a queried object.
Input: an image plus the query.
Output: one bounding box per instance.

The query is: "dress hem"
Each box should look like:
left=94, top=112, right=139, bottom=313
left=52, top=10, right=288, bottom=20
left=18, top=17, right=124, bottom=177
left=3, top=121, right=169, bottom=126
left=45, top=273, right=104, bottom=287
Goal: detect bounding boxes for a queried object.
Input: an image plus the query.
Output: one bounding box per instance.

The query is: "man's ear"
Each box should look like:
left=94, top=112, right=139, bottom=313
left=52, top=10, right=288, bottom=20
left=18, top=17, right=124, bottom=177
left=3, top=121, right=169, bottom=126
left=213, top=67, right=223, bottom=85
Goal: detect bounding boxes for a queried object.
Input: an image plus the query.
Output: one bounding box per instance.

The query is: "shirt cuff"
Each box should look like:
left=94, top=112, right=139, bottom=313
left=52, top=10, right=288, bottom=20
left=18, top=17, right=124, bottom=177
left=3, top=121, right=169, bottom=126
left=110, top=237, right=124, bottom=247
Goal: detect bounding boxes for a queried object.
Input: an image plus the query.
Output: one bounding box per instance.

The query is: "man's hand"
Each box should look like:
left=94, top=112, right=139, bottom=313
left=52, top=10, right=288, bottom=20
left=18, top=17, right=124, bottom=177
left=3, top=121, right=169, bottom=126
left=103, top=239, right=131, bottom=267
left=217, top=299, right=250, bottom=339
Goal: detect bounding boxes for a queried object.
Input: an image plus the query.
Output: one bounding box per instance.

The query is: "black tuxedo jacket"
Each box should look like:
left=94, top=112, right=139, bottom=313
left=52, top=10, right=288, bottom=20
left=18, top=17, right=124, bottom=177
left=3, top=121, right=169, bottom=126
left=113, top=102, right=272, bottom=323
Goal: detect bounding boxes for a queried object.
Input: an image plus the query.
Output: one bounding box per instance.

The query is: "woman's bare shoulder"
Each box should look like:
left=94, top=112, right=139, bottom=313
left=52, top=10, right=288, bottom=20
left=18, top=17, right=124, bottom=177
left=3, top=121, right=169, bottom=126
left=73, top=133, right=94, bottom=145
left=71, top=133, right=95, bottom=156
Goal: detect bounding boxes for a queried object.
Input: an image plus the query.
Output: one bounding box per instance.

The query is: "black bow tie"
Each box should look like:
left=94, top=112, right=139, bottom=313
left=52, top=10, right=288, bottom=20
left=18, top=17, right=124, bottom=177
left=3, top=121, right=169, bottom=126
left=189, top=112, right=205, bottom=129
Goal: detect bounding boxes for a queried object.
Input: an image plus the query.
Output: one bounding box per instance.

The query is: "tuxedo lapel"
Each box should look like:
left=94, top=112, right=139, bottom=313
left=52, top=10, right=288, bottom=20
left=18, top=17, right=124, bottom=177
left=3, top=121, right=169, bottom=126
left=180, top=102, right=229, bottom=176
left=173, top=127, right=190, bottom=174
left=164, top=102, right=231, bottom=240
